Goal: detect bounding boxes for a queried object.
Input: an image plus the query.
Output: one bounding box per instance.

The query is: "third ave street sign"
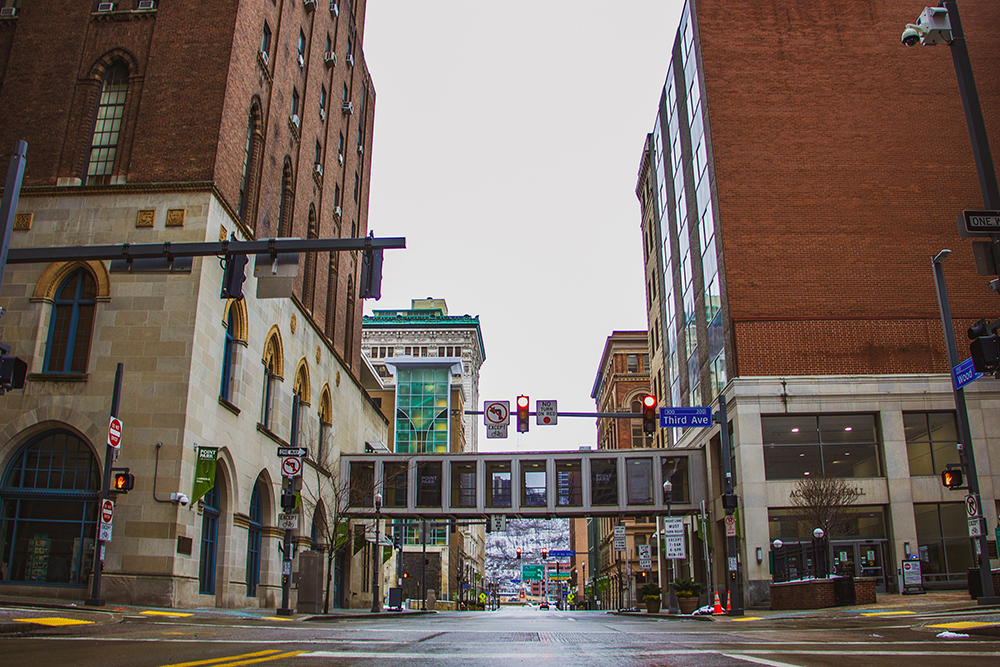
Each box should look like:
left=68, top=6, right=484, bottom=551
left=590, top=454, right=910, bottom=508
left=659, top=407, right=712, bottom=428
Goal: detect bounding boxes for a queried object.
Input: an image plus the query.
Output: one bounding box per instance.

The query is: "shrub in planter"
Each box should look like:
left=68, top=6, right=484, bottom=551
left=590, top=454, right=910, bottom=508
left=672, top=577, right=704, bottom=614
left=640, top=583, right=661, bottom=613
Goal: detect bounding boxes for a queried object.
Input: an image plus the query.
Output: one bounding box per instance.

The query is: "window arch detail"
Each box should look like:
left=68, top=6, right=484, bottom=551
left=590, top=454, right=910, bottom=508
left=223, top=298, right=249, bottom=343
left=277, top=158, right=294, bottom=238
left=293, top=358, right=311, bottom=406
left=262, top=326, right=285, bottom=380
left=32, top=261, right=111, bottom=303
left=238, top=99, right=265, bottom=231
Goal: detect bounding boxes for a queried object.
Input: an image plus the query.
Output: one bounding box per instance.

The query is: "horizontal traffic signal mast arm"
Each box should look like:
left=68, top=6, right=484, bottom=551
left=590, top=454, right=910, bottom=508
left=5, top=236, right=407, bottom=264
left=466, top=410, right=645, bottom=418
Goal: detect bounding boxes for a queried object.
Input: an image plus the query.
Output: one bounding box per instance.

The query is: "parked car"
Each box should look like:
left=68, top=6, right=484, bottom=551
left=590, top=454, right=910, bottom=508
left=539, top=601, right=549, bottom=610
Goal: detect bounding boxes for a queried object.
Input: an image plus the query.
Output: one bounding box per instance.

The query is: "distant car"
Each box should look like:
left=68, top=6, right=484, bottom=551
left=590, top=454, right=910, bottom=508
left=539, top=602, right=549, bottom=610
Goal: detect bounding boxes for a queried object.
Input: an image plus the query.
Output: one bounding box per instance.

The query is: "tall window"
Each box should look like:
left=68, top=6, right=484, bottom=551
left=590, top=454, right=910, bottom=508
left=237, top=113, right=254, bottom=219
left=761, top=414, right=882, bottom=480
left=262, top=344, right=279, bottom=429
left=320, top=86, right=327, bottom=117
left=344, top=275, right=355, bottom=361
left=199, top=485, right=220, bottom=594
left=914, top=503, right=973, bottom=583
left=220, top=313, right=237, bottom=402
left=277, top=159, right=293, bottom=237
left=303, top=207, right=318, bottom=311
left=325, top=252, right=339, bottom=339
left=86, top=63, right=128, bottom=185
left=297, top=30, right=306, bottom=66
left=394, top=367, right=450, bottom=453
left=904, top=412, right=961, bottom=476
left=246, top=482, right=262, bottom=596
left=260, top=22, right=271, bottom=58
left=44, top=268, right=97, bottom=374
left=291, top=88, right=300, bottom=119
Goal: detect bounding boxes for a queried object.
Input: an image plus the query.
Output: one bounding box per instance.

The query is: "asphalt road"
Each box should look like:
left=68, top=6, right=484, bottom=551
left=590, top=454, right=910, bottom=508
left=2, top=603, right=1000, bottom=667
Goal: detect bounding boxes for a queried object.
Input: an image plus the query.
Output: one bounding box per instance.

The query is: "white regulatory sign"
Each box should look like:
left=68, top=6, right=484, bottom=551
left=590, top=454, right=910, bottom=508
left=725, top=514, right=737, bottom=537
left=281, top=456, right=303, bottom=478
left=662, top=517, right=686, bottom=559
left=99, top=523, right=113, bottom=542
left=278, top=513, right=299, bottom=530
left=487, top=424, right=508, bottom=439
left=536, top=400, right=558, bottom=425
left=484, top=401, right=510, bottom=426
left=965, top=494, right=979, bottom=518
left=969, top=518, right=982, bottom=537
left=108, top=416, right=123, bottom=450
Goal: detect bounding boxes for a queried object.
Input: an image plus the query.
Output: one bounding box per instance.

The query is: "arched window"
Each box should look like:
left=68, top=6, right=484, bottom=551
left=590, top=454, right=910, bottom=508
left=318, top=386, right=332, bottom=466
left=277, top=159, right=294, bottom=238
left=261, top=329, right=284, bottom=429
left=220, top=299, right=247, bottom=404
left=0, top=429, right=100, bottom=585
left=199, top=485, right=220, bottom=594
left=86, top=62, right=129, bottom=185
left=325, top=252, right=339, bottom=339
left=246, top=481, right=263, bottom=596
left=44, top=268, right=97, bottom=374
left=303, top=205, right=318, bottom=311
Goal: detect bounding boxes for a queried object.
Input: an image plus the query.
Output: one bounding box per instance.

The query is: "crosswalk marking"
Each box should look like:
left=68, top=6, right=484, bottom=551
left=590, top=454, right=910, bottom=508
left=14, top=617, right=93, bottom=627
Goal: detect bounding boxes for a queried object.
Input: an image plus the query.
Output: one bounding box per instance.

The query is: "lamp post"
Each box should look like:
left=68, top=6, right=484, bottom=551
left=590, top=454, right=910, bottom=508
left=370, top=492, right=382, bottom=613
left=812, top=529, right=825, bottom=579
left=932, top=250, right=999, bottom=604
left=663, top=477, right=679, bottom=614
left=772, top=539, right=783, bottom=583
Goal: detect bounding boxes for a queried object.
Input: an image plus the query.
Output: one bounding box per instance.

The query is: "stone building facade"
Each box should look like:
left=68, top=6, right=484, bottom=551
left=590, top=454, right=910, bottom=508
left=0, top=0, right=389, bottom=609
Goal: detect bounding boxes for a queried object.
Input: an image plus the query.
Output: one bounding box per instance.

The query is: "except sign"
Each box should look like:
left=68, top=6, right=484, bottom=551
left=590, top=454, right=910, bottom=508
left=484, top=401, right=510, bottom=426
left=277, top=513, right=299, bottom=530
left=536, top=400, right=558, bottom=425
left=662, top=517, right=686, bottom=559
left=659, top=407, right=712, bottom=428
left=613, top=524, right=626, bottom=552
left=638, top=544, right=652, bottom=570
left=487, top=424, right=508, bottom=439
left=108, top=416, right=123, bottom=450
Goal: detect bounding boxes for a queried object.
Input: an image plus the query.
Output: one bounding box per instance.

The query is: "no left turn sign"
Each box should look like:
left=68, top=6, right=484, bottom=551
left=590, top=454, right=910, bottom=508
left=281, top=456, right=303, bottom=478
left=484, top=401, right=510, bottom=426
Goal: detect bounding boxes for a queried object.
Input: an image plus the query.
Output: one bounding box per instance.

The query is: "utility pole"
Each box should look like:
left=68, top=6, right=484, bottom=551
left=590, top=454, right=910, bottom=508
left=716, top=394, right=744, bottom=616
left=277, top=395, right=301, bottom=616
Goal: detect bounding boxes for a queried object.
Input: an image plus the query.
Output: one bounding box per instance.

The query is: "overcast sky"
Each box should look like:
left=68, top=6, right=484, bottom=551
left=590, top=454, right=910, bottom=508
left=362, top=2, right=685, bottom=453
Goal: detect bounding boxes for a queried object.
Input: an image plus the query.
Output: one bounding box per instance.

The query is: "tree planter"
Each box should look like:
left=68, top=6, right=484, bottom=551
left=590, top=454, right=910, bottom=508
left=677, top=596, right=700, bottom=614
left=645, top=598, right=661, bottom=613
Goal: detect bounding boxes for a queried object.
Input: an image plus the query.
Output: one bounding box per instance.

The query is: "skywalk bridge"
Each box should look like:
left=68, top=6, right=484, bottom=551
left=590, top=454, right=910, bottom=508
left=342, top=448, right=705, bottom=519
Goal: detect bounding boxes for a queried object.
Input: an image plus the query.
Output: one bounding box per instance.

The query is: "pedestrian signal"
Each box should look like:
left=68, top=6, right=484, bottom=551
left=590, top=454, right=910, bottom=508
left=941, top=468, right=964, bottom=489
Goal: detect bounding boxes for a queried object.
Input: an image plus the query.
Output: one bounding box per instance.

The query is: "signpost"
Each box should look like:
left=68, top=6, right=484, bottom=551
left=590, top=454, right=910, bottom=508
left=659, top=406, right=712, bottom=428
left=638, top=544, right=652, bottom=570
left=725, top=514, right=737, bottom=537
left=613, top=524, right=626, bottom=552
left=536, top=400, right=558, bottom=425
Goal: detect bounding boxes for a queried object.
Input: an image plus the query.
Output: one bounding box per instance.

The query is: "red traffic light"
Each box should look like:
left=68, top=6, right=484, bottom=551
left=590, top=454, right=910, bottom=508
left=541, top=548, right=548, bottom=559
left=516, top=395, right=530, bottom=433
left=642, top=395, right=657, bottom=435
left=516, top=547, right=522, bottom=559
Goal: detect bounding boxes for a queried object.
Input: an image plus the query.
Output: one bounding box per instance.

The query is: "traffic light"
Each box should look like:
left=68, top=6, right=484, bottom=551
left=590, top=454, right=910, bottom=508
left=941, top=468, right=964, bottom=489
left=359, top=242, right=384, bottom=300
left=221, top=253, right=248, bottom=300
left=516, top=547, right=522, bottom=560
left=541, top=547, right=548, bottom=559
left=0, top=350, right=27, bottom=391
left=111, top=468, right=134, bottom=493
left=516, top=395, right=530, bottom=433
left=280, top=490, right=296, bottom=511
left=642, top=394, right=657, bottom=435
left=393, top=529, right=403, bottom=550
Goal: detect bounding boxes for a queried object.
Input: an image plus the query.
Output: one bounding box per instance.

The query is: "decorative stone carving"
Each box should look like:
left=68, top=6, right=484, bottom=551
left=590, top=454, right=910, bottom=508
left=165, top=209, right=185, bottom=227
left=13, top=212, right=32, bottom=230
left=136, top=209, right=155, bottom=228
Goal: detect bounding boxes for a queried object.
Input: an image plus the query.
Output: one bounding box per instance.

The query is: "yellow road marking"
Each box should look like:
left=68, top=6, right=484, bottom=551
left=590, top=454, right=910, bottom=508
left=730, top=616, right=763, bottom=621
left=259, top=616, right=293, bottom=621
left=158, top=650, right=280, bottom=667
left=163, top=631, right=219, bottom=635
left=861, top=611, right=916, bottom=616
left=141, top=610, right=194, bottom=617
left=14, top=617, right=93, bottom=627
left=927, top=621, right=998, bottom=630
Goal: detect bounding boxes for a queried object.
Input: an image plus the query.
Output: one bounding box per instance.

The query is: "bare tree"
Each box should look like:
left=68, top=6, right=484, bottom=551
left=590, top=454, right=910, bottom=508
left=789, top=475, right=864, bottom=539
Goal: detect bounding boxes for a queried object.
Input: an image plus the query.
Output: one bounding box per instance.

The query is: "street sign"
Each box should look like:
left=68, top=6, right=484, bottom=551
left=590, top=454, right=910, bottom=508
left=952, top=357, right=983, bottom=391
left=99, top=523, right=113, bottom=541
left=659, top=406, right=712, bottom=428
left=101, top=499, right=114, bottom=524
left=277, top=447, right=308, bottom=458
left=486, top=424, right=508, bottom=439
left=728, top=556, right=738, bottom=572
left=479, top=592, right=487, bottom=603
left=662, top=517, right=686, bottom=559
left=969, top=518, right=982, bottom=537
left=960, top=210, right=1000, bottom=236
left=282, top=560, right=292, bottom=576
left=549, top=571, right=570, bottom=580
left=490, top=515, right=506, bottom=532
left=725, top=514, right=737, bottom=537
left=638, top=544, right=652, bottom=570
left=966, top=494, right=979, bottom=518
left=536, top=400, right=558, bottom=425
left=902, top=560, right=923, bottom=590
left=548, top=550, right=574, bottom=558
left=614, top=524, right=626, bottom=552
left=108, top=416, right=123, bottom=450
left=281, top=456, right=303, bottom=478
left=522, top=564, right=544, bottom=580
left=484, top=401, right=510, bottom=426
left=277, top=513, right=299, bottom=530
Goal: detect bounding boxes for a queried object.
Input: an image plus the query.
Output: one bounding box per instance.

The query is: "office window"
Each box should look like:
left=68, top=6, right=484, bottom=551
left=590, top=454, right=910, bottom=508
left=762, top=414, right=882, bottom=480
left=627, top=354, right=638, bottom=373
left=320, top=85, right=327, bottom=117
left=86, top=63, right=128, bottom=185
left=291, top=88, right=299, bottom=118
left=44, top=269, right=97, bottom=374
left=297, top=29, right=305, bottom=65
left=903, top=412, right=960, bottom=476
left=914, top=503, right=973, bottom=583
left=260, top=22, right=271, bottom=57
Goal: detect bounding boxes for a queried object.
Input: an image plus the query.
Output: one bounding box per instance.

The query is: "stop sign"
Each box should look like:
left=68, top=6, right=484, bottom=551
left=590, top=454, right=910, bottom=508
left=101, top=499, right=114, bottom=524
left=108, top=416, right=122, bottom=449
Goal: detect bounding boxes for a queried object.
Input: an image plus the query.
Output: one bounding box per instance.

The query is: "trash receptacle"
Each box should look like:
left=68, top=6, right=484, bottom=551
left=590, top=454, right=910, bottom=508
left=968, top=568, right=982, bottom=599
left=833, top=575, right=855, bottom=606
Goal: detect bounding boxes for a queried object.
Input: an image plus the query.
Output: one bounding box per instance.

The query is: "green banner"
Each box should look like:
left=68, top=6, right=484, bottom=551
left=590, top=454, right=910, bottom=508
left=191, top=446, right=218, bottom=505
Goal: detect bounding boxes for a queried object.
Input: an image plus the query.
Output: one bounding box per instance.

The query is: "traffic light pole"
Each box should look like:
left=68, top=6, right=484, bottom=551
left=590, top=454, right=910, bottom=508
left=277, top=395, right=300, bottom=616
left=85, top=362, right=123, bottom=607
left=715, top=394, right=744, bottom=616
left=932, top=252, right=999, bottom=604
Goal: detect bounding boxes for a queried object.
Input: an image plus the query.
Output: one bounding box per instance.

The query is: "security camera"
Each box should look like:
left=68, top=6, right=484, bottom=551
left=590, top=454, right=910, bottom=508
left=171, top=492, right=190, bottom=506
left=901, top=26, right=922, bottom=47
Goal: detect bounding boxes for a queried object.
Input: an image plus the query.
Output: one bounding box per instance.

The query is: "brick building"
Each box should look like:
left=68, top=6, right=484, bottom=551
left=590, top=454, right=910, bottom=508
left=637, top=0, right=1000, bottom=605
left=0, top=0, right=388, bottom=609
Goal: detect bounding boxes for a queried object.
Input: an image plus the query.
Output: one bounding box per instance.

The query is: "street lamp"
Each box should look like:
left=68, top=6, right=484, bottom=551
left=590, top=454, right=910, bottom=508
left=370, top=492, right=382, bottom=613
left=812, top=528, right=825, bottom=579
left=662, top=476, right=679, bottom=614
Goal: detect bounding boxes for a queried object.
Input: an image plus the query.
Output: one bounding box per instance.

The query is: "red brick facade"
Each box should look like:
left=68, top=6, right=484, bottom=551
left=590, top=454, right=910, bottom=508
left=0, top=0, right=374, bottom=373
left=692, top=0, right=1000, bottom=377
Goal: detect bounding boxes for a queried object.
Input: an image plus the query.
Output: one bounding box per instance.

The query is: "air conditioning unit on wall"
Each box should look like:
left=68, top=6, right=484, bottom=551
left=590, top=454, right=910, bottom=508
left=303, top=0, right=316, bottom=11
left=314, top=163, right=323, bottom=176
left=334, top=206, right=342, bottom=218
left=97, top=2, right=116, bottom=12
left=341, top=101, right=353, bottom=115
left=330, top=2, right=339, bottom=17
left=260, top=51, right=269, bottom=66
left=137, top=0, right=155, bottom=9
left=346, top=54, right=354, bottom=67
left=319, top=108, right=326, bottom=121
left=324, top=51, right=336, bottom=67
left=0, top=7, right=17, bottom=17
left=297, top=54, right=305, bottom=69
left=290, top=114, right=300, bottom=128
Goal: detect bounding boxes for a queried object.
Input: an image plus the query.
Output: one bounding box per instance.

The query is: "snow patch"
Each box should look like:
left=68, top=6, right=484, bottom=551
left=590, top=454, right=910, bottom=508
left=936, top=631, right=970, bottom=639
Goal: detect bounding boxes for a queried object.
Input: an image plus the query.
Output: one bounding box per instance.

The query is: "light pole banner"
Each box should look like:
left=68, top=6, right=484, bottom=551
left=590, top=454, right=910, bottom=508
left=191, top=446, right=218, bottom=505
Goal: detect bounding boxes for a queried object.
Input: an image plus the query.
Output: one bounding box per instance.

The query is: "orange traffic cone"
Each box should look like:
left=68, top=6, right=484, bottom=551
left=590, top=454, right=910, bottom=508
left=713, top=591, right=723, bottom=615
left=726, top=590, right=731, bottom=613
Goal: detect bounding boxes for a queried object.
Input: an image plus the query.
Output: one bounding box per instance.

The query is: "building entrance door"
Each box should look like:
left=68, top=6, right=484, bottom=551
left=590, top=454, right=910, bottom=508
left=831, top=540, right=889, bottom=593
